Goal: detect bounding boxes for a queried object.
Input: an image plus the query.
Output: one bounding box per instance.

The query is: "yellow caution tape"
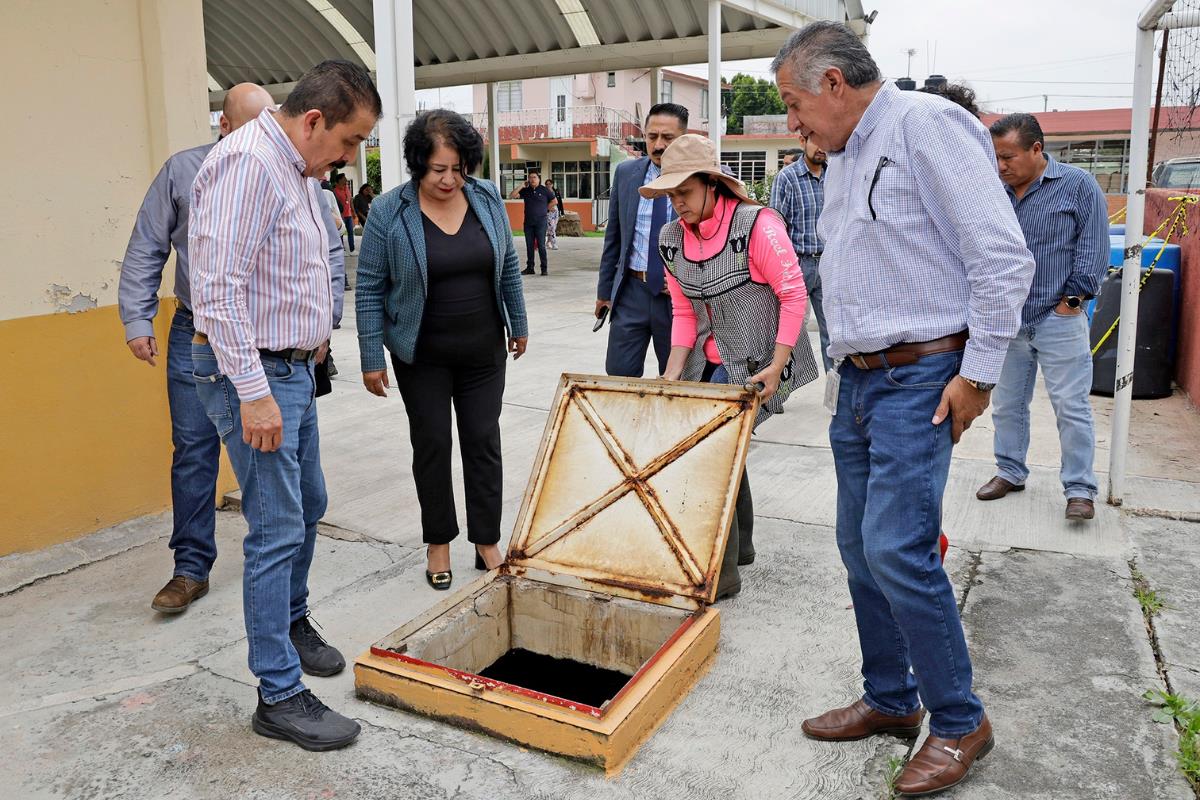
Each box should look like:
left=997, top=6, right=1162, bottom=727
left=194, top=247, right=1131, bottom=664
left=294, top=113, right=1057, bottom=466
left=1091, top=195, right=1198, bottom=356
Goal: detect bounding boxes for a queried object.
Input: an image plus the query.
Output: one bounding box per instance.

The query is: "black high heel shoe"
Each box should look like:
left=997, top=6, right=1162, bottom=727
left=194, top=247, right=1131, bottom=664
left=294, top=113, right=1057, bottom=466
left=425, top=569, right=452, bottom=590
left=475, top=553, right=486, bottom=571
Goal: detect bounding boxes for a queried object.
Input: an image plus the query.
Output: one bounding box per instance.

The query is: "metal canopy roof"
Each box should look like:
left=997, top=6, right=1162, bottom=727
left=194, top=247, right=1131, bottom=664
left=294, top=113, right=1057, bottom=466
left=205, top=0, right=865, bottom=108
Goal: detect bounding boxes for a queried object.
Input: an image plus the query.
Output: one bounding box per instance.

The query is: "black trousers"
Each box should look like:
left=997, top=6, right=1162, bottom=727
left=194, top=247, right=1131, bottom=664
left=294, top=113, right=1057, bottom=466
left=524, top=218, right=548, bottom=271
left=392, top=354, right=506, bottom=545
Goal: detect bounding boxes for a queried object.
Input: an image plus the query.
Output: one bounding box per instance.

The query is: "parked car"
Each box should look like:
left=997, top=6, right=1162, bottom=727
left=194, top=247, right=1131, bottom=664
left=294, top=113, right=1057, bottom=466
left=1152, top=156, right=1200, bottom=189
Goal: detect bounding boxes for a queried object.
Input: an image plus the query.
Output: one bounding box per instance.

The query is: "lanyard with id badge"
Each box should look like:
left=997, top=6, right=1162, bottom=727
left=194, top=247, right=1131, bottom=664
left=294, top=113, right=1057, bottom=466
left=824, top=359, right=842, bottom=415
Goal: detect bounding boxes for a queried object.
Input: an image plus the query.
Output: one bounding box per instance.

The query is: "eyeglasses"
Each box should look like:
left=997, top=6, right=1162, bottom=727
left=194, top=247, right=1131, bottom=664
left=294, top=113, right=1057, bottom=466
left=868, top=156, right=895, bottom=221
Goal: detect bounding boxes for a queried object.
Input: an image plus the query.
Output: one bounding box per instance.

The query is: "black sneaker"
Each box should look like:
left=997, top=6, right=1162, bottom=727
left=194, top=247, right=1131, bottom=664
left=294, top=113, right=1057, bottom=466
left=289, top=615, right=346, bottom=677
left=252, top=689, right=361, bottom=751
left=521, top=267, right=535, bottom=275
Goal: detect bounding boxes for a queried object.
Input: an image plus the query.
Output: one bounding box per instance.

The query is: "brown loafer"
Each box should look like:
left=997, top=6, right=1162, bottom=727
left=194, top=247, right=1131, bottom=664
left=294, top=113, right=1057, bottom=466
left=151, top=576, right=209, bottom=614
left=975, top=476, right=1025, bottom=501
left=801, top=699, right=925, bottom=742
left=895, top=714, right=994, bottom=796
left=1065, top=497, right=1095, bottom=520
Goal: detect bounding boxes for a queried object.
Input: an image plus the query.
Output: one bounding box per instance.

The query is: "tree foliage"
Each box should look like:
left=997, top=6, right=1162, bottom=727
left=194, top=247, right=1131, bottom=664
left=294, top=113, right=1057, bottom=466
left=724, top=73, right=785, bottom=135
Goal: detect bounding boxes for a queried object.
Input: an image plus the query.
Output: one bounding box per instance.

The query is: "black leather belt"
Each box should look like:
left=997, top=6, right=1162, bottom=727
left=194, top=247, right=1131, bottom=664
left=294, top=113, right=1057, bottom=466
left=192, top=333, right=316, bottom=363
left=259, top=347, right=317, bottom=363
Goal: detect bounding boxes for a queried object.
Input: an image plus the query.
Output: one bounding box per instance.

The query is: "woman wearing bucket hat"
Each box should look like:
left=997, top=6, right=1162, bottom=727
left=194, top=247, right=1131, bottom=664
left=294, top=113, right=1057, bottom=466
left=651, top=133, right=819, bottom=600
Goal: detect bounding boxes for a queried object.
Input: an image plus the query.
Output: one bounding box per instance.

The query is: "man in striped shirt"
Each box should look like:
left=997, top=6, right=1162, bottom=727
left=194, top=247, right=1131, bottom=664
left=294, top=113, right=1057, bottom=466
left=977, top=114, right=1108, bottom=521
left=770, top=133, right=830, bottom=370
left=189, top=60, right=380, bottom=751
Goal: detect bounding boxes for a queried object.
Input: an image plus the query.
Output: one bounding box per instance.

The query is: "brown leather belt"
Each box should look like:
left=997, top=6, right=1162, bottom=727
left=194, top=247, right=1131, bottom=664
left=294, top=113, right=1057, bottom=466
left=846, top=331, right=968, bottom=370
left=192, top=332, right=317, bottom=363
left=626, top=269, right=647, bottom=282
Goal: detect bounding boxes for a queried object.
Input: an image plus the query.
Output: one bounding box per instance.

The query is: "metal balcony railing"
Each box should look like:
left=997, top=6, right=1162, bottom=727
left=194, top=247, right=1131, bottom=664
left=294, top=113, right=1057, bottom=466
left=470, top=105, right=643, bottom=145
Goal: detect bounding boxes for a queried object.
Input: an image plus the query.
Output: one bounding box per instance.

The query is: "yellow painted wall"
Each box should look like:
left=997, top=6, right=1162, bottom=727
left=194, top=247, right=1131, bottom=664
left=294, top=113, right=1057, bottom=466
left=0, top=0, right=232, bottom=556
left=0, top=302, right=238, bottom=556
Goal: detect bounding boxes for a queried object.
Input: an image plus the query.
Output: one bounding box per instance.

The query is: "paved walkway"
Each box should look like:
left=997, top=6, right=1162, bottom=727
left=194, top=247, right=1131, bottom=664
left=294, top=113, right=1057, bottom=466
left=2, top=236, right=1199, bottom=799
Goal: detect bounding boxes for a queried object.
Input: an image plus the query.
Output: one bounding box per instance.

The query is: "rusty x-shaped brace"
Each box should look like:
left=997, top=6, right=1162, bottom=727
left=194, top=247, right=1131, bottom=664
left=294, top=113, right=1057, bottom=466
left=521, top=390, right=743, bottom=586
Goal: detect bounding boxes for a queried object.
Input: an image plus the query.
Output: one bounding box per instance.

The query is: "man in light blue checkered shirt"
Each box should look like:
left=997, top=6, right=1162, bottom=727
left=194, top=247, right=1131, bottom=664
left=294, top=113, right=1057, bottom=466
left=773, top=22, right=1035, bottom=797
left=770, top=135, right=830, bottom=370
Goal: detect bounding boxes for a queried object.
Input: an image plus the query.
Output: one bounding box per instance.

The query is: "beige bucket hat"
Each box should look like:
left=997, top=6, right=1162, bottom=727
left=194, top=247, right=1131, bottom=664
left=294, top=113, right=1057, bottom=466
left=638, top=134, right=755, bottom=204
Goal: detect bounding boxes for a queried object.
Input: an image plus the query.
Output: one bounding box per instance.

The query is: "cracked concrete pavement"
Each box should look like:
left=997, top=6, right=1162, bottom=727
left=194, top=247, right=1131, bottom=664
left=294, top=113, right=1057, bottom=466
left=3, top=237, right=1199, bottom=799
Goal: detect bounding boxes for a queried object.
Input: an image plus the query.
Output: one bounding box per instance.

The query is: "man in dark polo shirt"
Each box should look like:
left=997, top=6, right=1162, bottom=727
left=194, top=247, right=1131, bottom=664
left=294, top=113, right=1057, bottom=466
left=510, top=170, right=554, bottom=275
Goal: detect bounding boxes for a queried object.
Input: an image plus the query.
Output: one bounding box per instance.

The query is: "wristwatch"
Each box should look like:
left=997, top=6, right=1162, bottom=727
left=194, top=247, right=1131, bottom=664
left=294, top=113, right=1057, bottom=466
left=1063, top=295, right=1084, bottom=309
left=961, top=376, right=995, bottom=392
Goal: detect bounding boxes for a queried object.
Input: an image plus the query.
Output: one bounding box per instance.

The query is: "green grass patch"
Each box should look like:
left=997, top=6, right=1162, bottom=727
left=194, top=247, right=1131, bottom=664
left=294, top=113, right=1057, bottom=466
left=1136, top=586, right=1167, bottom=617
left=1144, top=689, right=1200, bottom=786
left=879, top=754, right=906, bottom=800
left=1130, top=562, right=1168, bottom=617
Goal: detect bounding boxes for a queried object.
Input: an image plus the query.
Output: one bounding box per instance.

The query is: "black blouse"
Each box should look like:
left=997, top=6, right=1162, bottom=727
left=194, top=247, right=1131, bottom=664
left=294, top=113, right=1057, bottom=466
left=414, top=204, right=506, bottom=366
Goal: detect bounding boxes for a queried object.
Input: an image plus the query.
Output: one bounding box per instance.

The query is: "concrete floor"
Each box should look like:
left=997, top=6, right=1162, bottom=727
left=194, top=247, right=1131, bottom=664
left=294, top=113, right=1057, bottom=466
left=3, top=236, right=1199, bottom=799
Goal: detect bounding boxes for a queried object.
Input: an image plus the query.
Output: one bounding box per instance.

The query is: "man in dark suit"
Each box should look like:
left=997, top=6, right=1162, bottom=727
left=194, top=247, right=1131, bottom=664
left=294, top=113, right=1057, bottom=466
left=596, top=104, right=688, bottom=377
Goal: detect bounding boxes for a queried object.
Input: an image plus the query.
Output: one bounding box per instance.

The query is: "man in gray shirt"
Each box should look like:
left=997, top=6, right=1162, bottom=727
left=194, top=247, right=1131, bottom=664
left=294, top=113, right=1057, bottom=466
left=119, top=83, right=345, bottom=615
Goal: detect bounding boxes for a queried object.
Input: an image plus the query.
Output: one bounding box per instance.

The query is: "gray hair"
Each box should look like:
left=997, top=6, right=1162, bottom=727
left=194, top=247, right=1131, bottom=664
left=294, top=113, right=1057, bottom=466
left=769, top=21, right=881, bottom=92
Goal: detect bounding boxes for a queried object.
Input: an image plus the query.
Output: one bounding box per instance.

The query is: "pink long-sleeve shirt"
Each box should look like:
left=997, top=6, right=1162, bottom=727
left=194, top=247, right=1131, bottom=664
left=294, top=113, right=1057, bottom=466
left=666, top=195, right=808, bottom=365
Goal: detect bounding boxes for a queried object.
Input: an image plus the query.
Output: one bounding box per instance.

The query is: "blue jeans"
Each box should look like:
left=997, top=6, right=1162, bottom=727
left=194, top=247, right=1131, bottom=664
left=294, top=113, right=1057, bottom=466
left=166, top=309, right=221, bottom=582
left=800, top=255, right=832, bottom=372
left=992, top=311, right=1098, bottom=500
left=343, top=217, right=355, bottom=252
left=830, top=351, right=984, bottom=738
left=192, top=343, right=327, bottom=704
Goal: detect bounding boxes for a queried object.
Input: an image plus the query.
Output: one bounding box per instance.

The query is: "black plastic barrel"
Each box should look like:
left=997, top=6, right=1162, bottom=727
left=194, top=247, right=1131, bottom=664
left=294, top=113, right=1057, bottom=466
left=1090, top=268, right=1176, bottom=399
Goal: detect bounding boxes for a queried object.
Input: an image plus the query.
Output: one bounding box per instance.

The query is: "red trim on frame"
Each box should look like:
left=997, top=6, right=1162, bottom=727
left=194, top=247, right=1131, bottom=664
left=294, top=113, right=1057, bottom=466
left=367, top=612, right=700, bottom=720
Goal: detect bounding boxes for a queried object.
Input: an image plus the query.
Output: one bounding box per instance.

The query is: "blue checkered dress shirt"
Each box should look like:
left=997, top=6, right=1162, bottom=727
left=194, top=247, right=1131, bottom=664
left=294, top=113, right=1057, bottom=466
left=771, top=157, right=825, bottom=256
left=630, top=161, right=662, bottom=272
left=818, top=81, right=1036, bottom=383
left=1003, top=154, right=1108, bottom=328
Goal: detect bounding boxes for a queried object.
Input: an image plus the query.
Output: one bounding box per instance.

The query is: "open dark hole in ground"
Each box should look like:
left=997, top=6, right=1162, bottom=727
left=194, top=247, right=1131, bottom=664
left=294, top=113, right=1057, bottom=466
left=478, top=648, right=633, bottom=707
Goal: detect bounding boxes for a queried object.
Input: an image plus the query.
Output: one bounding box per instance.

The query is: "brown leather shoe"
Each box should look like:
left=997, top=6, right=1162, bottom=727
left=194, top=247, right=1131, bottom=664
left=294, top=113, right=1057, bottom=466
left=151, top=576, right=209, bottom=614
left=975, top=476, right=1025, bottom=501
left=895, top=714, right=994, bottom=797
left=1065, top=497, right=1095, bottom=520
left=801, top=699, right=925, bottom=742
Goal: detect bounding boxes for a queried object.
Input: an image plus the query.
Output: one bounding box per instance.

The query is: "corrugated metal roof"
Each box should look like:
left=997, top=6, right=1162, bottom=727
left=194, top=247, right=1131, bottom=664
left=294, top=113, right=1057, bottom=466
left=205, top=0, right=854, bottom=97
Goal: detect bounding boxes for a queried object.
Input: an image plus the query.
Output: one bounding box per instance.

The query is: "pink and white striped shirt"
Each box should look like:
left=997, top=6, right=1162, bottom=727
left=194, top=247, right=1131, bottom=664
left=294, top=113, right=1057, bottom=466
left=189, top=108, right=333, bottom=401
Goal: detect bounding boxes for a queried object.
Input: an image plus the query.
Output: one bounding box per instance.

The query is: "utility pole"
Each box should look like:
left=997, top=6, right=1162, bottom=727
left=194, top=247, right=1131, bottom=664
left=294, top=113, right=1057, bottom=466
left=1043, top=94, right=1049, bottom=112
left=905, top=48, right=917, bottom=77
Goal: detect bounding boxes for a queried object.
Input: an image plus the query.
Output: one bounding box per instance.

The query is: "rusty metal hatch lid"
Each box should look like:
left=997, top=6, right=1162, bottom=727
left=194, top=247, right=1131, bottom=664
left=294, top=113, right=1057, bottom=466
left=506, top=374, right=759, bottom=610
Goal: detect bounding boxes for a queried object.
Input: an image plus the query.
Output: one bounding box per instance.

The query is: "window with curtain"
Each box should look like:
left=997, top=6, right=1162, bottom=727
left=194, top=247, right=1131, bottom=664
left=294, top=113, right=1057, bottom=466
left=660, top=80, right=674, bottom=104
left=497, top=81, right=523, bottom=113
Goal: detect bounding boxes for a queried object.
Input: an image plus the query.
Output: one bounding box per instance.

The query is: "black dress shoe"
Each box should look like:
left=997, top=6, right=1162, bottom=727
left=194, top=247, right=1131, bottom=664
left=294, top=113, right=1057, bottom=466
left=475, top=553, right=487, bottom=571
left=521, top=268, right=535, bottom=275
left=289, top=615, right=346, bottom=677
left=426, top=569, right=452, bottom=590
left=252, top=689, right=361, bottom=751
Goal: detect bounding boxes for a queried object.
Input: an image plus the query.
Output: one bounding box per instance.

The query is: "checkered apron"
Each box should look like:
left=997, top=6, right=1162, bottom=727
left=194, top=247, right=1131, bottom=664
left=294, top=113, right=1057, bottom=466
left=659, top=203, right=819, bottom=427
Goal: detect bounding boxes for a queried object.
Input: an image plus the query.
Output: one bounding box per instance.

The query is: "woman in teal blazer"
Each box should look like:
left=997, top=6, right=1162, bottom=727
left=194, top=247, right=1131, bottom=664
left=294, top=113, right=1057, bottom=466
left=356, top=110, right=529, bottom=591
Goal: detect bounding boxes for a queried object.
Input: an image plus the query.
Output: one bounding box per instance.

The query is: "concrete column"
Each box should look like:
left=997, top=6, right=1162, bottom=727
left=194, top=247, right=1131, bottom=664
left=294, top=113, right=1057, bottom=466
left=372, top=0, right=417, bottom=189
left=708, top=0, right=722, bottom=153
left=137, top=0, right=209, bottom=168
left=649, top=67, right=661, bottom=111
left=488, top=81, right=501, bottom=190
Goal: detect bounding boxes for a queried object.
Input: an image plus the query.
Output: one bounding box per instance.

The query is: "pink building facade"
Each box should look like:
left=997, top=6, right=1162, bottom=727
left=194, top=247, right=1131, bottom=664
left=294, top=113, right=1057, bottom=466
left=469, top=69, right=713, bottom=230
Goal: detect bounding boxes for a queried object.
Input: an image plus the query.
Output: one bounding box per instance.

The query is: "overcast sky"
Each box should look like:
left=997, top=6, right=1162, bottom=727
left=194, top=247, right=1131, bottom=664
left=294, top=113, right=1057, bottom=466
left=417, top=0, right=1157, bottom=116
